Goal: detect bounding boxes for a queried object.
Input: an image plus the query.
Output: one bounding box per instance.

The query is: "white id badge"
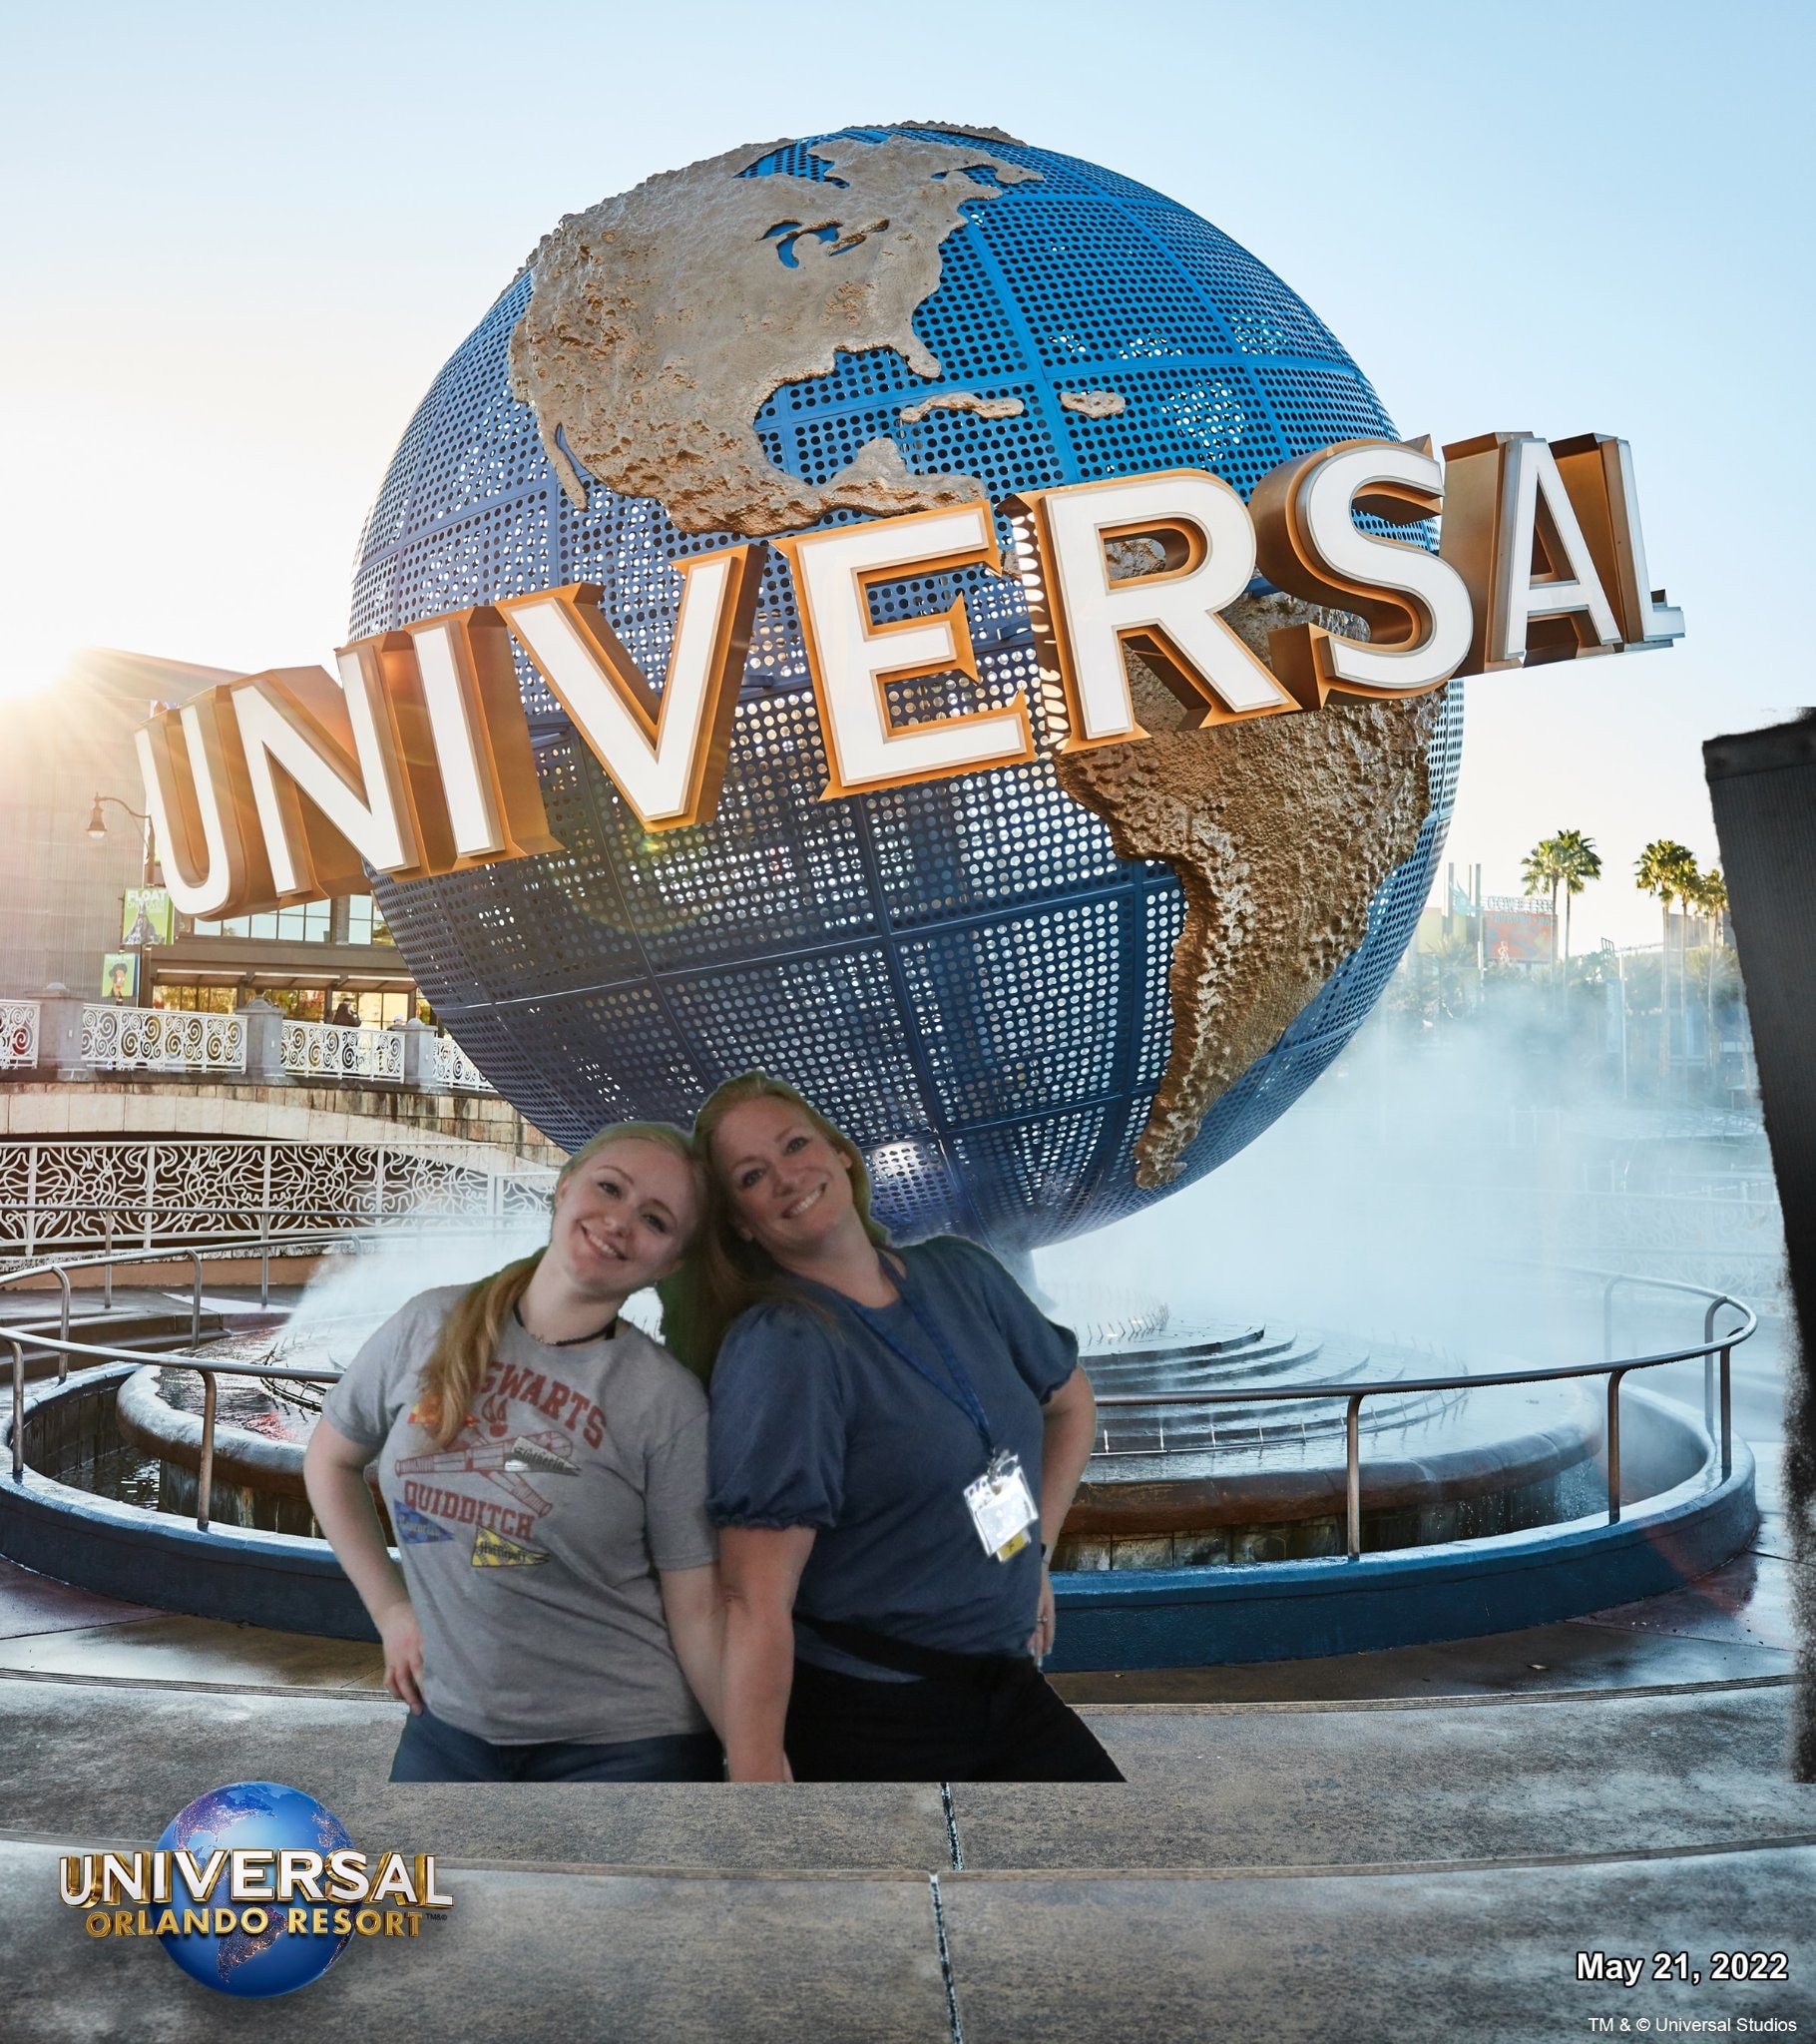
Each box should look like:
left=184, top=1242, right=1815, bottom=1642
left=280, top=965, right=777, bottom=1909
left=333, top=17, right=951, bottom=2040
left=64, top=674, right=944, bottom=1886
left=963, top=1453, right=1040, bottom=1562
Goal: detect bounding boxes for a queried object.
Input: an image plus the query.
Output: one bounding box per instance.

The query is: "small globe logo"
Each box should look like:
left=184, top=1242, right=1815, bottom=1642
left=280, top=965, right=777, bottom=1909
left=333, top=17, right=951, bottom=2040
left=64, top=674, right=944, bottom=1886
left=156, top=1782, right=354, bottom=1998
left=358, top=125, right=1460, bottom=1250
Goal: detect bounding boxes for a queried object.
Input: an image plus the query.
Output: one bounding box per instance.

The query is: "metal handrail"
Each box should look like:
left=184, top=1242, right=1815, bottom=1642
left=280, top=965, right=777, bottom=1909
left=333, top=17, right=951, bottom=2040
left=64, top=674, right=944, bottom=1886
left=0, top=1222, right=554, bottom=1522
left=1089, top=1275, right=1754, bottom=1556
left=2, top=1215, right=535, bottom=1335
left=1, top=1240, right=1756, bottom=1556
left=1498, top=1259, right=1753, bottom=1493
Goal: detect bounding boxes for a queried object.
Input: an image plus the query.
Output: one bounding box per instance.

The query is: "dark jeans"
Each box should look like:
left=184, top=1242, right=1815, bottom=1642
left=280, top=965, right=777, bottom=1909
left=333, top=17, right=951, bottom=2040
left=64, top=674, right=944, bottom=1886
left=390, top=1707, right=723, bottom=1783
left=784, top=1656, right=1125, bottom=1783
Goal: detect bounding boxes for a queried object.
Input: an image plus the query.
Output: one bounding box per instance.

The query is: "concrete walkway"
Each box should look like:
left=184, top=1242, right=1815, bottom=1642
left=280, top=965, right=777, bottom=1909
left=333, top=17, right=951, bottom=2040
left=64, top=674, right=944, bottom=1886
left=0, top=1445, right=1808, bottom=2041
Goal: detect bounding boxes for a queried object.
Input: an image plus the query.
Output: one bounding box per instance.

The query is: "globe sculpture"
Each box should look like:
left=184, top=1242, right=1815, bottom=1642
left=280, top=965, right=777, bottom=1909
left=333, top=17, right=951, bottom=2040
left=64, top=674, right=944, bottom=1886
left=156, top=1782, right=354, bottom=1997
left=354, top=124, right=1460, bottom=1252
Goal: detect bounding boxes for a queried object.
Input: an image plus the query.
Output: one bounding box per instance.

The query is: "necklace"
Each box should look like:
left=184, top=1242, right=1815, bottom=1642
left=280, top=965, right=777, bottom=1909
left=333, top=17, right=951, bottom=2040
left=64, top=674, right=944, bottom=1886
left=512, top=1300, right=618, bottom=1347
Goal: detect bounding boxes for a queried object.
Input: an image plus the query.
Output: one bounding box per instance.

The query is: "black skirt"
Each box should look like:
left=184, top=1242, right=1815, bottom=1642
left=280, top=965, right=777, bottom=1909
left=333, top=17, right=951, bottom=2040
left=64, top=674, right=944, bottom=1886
left=784, top=1648, right=1125, bottom=1784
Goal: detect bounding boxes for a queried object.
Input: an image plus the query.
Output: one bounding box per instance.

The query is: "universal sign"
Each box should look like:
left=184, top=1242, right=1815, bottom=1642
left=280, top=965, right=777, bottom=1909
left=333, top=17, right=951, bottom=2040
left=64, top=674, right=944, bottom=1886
left=60, top=1843, right=454, bottom=1936
left=135, top=430, right=1680, bottom=919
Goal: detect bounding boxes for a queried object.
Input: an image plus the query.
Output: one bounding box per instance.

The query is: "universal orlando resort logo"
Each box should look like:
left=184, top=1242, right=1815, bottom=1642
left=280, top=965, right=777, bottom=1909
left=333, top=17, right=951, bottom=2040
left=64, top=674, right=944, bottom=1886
left=58, top=1781, right=452, bottom=1999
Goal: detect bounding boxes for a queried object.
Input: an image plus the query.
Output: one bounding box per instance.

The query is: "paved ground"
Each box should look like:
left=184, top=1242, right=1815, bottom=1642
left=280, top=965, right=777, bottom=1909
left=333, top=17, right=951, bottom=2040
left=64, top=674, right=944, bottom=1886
left=0, top=1320, right=1808, bottom=2041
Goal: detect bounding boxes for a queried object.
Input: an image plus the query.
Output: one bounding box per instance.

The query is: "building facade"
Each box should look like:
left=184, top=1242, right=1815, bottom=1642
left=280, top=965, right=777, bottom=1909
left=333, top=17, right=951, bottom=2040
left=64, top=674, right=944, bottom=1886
left=1, top=649, right=419, bottom=1023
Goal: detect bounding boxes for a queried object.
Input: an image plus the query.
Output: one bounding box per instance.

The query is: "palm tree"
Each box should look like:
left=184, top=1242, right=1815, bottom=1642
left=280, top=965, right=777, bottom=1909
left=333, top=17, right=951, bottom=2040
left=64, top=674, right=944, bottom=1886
left=1521, top=835, right=1566, bottom=967
left=1523, top=829, right=1602, bottom=984
left=1686, top=865, right=1730, bottom=1068
left=1634, top=839, right=1698, bottom=1068
left=1551, top=828, right=1601, bottom=968
left=1688, top=864, right=1728, bottom=943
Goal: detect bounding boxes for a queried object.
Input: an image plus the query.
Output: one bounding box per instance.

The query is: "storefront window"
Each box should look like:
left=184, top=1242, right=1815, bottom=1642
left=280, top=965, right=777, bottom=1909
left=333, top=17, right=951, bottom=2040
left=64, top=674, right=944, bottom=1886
left=190, top=897, right=364, bottom=942
left=344, top=895, right=390, bottom=945
left=344, top=990, right=417, bottom=1027
left=152, top=985, right=238, bottom=1014
left=261, top=990, right=325, bottom=1019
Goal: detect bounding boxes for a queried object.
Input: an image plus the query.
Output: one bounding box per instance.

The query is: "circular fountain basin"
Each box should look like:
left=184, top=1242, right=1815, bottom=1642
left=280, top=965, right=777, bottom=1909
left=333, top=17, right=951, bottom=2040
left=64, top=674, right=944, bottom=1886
left=1060, top=1321, right=1604, bottom=1569
left=2, top=1366, right=373, bottom=1638
left=114, top=1363, right=315, bottom=1536
left=1050, top=1386, right=1754, bottom=1670
left=0, top=1325, right=1758, bottom=1664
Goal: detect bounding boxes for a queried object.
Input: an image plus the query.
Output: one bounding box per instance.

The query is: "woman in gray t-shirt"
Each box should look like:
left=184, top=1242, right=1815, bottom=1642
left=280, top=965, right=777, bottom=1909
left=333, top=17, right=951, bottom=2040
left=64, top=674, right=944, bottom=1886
left=304, top=1121, right=725, bottom=1782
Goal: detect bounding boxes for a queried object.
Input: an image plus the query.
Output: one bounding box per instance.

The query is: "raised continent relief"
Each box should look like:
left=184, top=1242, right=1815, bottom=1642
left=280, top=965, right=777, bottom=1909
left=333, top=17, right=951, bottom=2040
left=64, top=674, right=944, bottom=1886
left=508, top=135, right=1040, bottom=537
left=1057, top=597, right=1440, bottom=1186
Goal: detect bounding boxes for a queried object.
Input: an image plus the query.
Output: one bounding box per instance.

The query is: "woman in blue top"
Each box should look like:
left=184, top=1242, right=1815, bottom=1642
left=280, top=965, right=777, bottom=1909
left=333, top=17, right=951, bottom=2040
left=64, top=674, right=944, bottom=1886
left=666, top=1070, right=1123, bottom=1784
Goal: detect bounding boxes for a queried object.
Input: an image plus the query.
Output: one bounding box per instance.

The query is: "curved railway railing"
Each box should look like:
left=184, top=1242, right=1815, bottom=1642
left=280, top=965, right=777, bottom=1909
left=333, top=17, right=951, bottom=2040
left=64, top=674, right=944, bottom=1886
left=0, top=1234, right=1757, bottom=1558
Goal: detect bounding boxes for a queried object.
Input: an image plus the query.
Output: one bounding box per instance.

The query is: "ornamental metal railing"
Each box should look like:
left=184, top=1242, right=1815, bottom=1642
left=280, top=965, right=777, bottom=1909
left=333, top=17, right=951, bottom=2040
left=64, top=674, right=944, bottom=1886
left=279, top=1019, right=404, bottom=1083
left=430, top=1034, right=494, bottom=1093
left=81, top=1004, right=246, bottom=1074
left=0, top=1244, right=1755, bottom=1554
left=0, top=1001, right=39, bottom=1071
left=0, top=1141, right=558, bottom=1257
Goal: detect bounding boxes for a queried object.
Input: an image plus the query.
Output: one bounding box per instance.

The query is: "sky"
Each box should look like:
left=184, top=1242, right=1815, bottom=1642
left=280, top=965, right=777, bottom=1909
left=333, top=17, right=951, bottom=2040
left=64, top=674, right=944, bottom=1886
left=2, top=0, right=1810, bottom=949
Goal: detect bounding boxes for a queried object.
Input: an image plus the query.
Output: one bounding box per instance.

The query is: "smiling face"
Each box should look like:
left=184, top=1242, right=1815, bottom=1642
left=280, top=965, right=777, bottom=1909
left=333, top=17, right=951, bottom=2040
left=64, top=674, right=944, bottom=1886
left=708, top=1094, right=864, bottom=1271
left=548, top=1137, right=700, bottom=1301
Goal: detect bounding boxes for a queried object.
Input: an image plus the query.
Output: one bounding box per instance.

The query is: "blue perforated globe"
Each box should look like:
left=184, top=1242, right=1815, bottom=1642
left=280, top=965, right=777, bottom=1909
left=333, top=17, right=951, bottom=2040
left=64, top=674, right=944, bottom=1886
left=354, top=126, right=1459, bottom=1252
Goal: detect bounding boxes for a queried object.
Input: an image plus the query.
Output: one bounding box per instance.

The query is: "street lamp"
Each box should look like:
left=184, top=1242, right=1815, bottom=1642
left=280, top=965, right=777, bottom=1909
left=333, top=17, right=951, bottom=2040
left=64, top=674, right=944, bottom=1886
left=87, top=791, right=160, bottom=1005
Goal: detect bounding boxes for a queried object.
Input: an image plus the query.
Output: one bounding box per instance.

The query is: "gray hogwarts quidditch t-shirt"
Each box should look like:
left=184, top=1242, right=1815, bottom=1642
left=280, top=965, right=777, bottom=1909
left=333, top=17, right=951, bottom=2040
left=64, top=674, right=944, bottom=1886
left=322, top=1284, right=717, bottom=1746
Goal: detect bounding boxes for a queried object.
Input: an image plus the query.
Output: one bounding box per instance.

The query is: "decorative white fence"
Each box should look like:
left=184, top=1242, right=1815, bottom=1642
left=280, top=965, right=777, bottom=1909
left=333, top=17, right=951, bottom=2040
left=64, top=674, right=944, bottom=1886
left=431, top=1034, right=494, bottom=1093
left=281, top=1019, right=405, bottom=1082
left=0, top=1137, right=556, bottom=1256
left=3, top=999, right=497, bottom=1099
left=82, top=1005, right=246, bottom=1074
left=0, top=1001, right=39, bottom=1071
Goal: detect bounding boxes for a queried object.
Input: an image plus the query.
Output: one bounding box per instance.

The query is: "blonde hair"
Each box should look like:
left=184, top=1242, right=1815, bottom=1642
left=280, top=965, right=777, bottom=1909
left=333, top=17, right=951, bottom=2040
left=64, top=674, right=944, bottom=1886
left=412, top=1121, right=700, bottom=1447
left=657, top=1071, right=887, bottom=1379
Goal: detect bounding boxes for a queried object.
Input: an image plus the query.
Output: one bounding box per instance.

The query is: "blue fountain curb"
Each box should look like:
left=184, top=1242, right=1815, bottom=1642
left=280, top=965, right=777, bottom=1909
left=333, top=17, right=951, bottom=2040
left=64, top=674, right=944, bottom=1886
left=3, top=1366, right=378, bottom=1641
left=2, top=1369, right=1757, bottom=1665
left=1046, top=1403, right=1758, bottom=1671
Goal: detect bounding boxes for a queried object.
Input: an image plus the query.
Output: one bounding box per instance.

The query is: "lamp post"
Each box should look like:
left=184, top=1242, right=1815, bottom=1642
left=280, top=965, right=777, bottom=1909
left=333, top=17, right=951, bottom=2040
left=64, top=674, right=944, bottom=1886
left=87, top=792, right=160, bottom=1006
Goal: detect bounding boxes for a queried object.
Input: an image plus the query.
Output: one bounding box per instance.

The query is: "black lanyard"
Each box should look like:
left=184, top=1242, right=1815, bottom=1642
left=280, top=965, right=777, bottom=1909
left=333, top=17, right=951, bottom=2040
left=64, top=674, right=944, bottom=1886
left=844, top=1277, right=996, bottom=1462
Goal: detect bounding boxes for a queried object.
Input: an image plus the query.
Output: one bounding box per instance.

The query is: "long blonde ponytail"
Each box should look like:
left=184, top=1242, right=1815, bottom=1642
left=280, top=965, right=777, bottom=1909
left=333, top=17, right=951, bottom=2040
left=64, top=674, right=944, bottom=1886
left=411, top=1253, right=543, bottom=1448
